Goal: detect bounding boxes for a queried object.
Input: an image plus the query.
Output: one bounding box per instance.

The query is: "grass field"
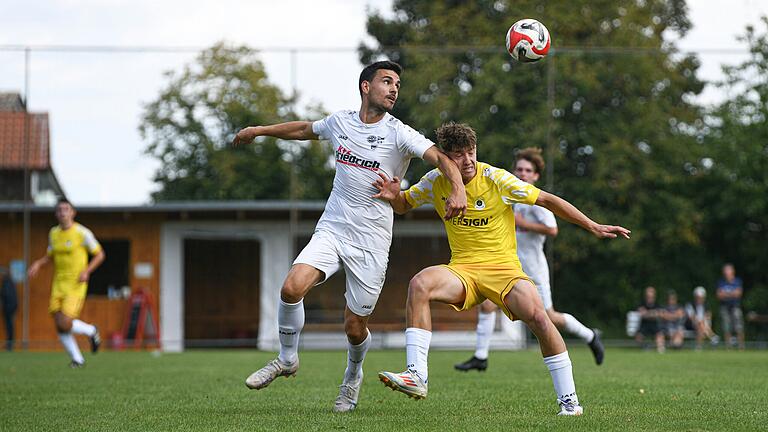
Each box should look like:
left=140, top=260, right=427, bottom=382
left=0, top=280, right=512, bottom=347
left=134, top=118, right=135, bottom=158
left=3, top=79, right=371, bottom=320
left=1, top=347, right=767, bottom=431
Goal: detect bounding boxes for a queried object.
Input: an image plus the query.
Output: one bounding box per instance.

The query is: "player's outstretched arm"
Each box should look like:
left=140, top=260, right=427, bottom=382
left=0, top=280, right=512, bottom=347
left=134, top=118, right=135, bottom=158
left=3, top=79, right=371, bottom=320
left=535, top=191, right=631, bottom=239
left=232, top=121, right=318, bottom=146
left=372, top=172, right=412, bottom=215
left=422, top=147, right=467, bottom=220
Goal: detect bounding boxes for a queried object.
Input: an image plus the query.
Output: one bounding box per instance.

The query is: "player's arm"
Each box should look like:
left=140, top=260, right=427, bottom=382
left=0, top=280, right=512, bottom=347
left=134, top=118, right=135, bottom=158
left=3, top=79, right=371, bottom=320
left=515, top=212, right=558, bottom=237
left=372, top=172, right=412, bottom=215
left=79, top=249, right=105, bottom=283
left=535, top=191, right=631, bottom=239
left=232, top=121, right=318, bottom=146
left=27, top=255, right=52, bottom=279
left=422, top=146, right=467, bottom=220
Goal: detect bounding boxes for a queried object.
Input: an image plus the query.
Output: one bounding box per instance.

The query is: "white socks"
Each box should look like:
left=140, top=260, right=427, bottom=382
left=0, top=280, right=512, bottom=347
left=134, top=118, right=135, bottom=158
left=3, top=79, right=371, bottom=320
left=405, top=327, right=432, bottom=383
left=543, top=351, right=578, bottom=403
left=71, top=319, right=96, bottom=337
left=562, top=313, right=595, bottom=343
left=59, top=332, right=84, bottom=364
left=473, top=310, right=496, bottom=360
left=277, top=299, right=305, bottom=364
left=344, top=331, right=371, bottom=384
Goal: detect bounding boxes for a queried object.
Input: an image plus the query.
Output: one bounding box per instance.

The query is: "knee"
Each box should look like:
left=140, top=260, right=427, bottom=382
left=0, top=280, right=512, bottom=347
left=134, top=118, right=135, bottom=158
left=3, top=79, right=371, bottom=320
left=54, top=317, right=71, bottom=333
left=528, top=308, right=551, bottom=333
left=281, top=279, right=306, bottom=303
left=407, top=274, right=433, bottom=302
left=344, top=319, right=367, bottom=343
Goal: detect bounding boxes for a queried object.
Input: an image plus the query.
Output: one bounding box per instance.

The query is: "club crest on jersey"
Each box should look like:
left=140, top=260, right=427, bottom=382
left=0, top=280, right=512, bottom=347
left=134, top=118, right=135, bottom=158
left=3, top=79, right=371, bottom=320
left=65, top=240, right=72, bottom=247
left=367, top=135, right=385, bottom=149
left=474, top=198, right=486, bottom=210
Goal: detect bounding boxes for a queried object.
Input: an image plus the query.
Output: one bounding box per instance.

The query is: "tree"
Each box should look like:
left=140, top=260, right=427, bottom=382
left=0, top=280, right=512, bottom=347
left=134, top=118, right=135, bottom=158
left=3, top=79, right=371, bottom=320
left=361, top=0, right=706, bottom=331
left=140, top=43, right=334, bottom=201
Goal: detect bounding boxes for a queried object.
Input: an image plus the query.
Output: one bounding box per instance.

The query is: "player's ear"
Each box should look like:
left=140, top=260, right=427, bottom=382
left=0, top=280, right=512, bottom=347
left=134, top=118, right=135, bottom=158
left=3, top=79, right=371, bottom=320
left=361, top=80, right=370, bottom=95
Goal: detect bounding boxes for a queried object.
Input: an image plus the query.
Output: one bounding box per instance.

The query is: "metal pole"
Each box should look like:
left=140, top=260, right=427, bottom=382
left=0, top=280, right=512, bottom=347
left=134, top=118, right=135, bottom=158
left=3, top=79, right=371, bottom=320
left=22, top=47, right=31, bottom=350
left=545, top=52, right=556, bottom=288
left=288, top=49, right=299, bottom=249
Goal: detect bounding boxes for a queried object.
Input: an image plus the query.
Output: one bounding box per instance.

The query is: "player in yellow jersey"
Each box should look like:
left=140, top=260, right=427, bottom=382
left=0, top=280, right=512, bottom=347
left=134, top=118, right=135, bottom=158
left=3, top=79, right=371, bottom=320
left=375, top=123, right=630, bottom=416
left=28, top=199, right=105, bottom=367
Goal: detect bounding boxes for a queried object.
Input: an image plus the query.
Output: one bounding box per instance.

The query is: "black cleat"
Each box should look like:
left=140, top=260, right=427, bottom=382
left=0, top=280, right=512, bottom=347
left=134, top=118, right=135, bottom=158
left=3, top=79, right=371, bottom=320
left=588, top=328, right=605, bottom=365
left=90, top=328, right=101, bottom=354
left=69, top=360, right=85, bottom=368
left=454, top=356, right=488, bottom=372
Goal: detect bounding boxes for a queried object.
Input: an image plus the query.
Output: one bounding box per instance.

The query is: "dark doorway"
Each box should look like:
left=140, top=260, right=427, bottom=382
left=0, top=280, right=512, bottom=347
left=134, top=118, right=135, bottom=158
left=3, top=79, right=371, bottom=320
left=183, top=238, right=260, bottom=347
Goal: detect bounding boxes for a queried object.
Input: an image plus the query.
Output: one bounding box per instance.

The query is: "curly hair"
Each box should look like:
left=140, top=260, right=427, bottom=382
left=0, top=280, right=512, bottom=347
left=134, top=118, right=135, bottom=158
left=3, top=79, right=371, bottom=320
left=515, top=147, right=545, bottom=174
left=435, top=122, right=477, bottom=152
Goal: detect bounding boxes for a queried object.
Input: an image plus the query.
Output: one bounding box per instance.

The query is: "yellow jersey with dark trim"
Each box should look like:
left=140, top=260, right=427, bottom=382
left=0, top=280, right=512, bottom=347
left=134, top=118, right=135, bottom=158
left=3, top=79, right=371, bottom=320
left=404, top=161, right=540, bottom=265
left=47, top=223, right=102, bottom=282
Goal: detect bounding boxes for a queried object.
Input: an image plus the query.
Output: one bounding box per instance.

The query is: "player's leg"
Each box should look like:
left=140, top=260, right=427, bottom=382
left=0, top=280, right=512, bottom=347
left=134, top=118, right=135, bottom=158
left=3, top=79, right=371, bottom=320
left=539, top=282, right=603, bottom=365
left=53, top=285, right=90, bottom=367
left=66, top=284, right=101, bottom=353
left=503, top=279, right=582, bottom=416
left=455, top=300, right=496, bottom=371
left=333, top=307, right=372, bottom=413
left=379, top=265, right=466, bottom=399
left=245, top=263, right=325, bottom=390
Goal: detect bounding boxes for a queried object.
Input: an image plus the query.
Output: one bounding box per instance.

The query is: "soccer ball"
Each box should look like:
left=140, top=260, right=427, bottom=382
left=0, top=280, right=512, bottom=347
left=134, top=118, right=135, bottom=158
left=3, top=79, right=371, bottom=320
left=505, top=18, right=551, bottom=62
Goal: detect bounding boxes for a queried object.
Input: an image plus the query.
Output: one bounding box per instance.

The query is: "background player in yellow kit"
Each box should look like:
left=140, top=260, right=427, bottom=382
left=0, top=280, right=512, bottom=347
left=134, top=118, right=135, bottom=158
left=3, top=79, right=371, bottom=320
left=374, top=122, right=630, bottom=416
left=28, top=199, right=105, bottom=367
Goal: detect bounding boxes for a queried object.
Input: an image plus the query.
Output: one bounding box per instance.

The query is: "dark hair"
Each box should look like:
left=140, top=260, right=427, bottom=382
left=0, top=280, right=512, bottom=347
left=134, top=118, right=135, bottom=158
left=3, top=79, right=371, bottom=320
left=435, top=122, right=477, bottom=152
left=56, top=198, right=73, bottom=209
left=359, top=61, right=403, bottom=97
left=516, top=147, right=545, bottom=174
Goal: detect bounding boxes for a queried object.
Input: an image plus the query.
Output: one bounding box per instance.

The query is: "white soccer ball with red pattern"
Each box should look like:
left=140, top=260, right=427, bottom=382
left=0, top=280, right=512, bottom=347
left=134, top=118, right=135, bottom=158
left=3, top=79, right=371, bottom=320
left=506, top=18, right=551, bottom=62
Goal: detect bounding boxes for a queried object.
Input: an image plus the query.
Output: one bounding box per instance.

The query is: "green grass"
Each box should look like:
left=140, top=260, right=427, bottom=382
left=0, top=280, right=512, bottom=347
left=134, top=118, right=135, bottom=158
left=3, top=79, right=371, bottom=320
left=1, top=347, right=766, bottom=431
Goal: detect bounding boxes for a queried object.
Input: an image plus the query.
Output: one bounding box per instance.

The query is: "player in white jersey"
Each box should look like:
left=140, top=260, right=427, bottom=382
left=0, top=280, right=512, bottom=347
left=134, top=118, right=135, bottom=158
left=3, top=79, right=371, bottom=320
left=455, top=148, right=604, bottom=372
left=232, top=61, right=467, bottom=412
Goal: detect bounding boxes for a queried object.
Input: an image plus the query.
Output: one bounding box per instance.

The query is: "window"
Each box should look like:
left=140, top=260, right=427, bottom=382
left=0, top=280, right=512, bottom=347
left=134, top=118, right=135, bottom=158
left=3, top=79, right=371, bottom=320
left=88, top=239, right=130, bottom=296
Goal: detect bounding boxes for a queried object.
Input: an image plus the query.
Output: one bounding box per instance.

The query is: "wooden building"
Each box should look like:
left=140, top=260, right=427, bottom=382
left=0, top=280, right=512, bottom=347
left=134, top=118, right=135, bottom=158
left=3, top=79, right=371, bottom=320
left=1, top=202, right=527, bottom=352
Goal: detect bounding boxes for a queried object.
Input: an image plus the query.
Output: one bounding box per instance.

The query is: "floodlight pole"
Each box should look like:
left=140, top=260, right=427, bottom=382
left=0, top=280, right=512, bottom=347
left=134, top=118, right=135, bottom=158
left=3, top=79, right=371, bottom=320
left=22, top=46, right=31, bottom=350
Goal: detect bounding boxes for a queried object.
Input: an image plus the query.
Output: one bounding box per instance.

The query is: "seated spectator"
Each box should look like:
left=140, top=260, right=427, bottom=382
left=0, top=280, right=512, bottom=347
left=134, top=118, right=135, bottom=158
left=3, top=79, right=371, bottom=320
left=685, top=286, right=719, bottom=350
left=636, top=286, right=664, bottom=352
left=660, top=290, right=685, bottom=350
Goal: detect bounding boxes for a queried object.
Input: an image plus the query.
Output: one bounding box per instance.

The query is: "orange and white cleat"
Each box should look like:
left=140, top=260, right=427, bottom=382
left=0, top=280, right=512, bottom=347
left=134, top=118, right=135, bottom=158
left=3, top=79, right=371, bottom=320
left=378, top=369, right=428, bottom=399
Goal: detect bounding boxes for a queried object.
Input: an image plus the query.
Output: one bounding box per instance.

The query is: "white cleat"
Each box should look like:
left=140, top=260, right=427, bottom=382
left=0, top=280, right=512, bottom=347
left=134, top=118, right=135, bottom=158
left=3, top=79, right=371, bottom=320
left=333, top=376, right=362, bottom=413
left=245, top=358, right=299, bottom=390
left=557, top=398, right=584, bottom=416
left=378, top=369, right=428, bottom=400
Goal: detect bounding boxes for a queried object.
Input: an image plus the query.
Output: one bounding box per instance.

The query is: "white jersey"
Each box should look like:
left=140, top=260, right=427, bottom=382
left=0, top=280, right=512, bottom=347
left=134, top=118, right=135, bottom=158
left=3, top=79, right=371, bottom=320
left=514, top=203, right=557, bottom=286
left=312, top=110, right=434, bottom=252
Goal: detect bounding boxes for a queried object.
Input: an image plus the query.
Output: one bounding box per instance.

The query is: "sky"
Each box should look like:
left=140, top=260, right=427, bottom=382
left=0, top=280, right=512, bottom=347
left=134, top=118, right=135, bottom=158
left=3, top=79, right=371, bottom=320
left=1, top=0, right=767, bottom=205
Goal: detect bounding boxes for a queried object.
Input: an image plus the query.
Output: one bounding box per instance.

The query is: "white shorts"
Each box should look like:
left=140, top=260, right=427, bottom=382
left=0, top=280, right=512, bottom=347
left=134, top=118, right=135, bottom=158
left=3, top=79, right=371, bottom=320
left=293, top=230, right=389, bottom=317
left=535, top=281, right=553, bottom=310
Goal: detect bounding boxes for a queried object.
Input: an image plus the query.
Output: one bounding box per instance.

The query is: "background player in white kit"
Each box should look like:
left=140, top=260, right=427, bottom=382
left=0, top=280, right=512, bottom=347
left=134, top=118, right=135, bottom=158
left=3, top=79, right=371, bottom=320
left=455, top=148, right=604, bottom=372
left=232, top=61, right=467, bottom=412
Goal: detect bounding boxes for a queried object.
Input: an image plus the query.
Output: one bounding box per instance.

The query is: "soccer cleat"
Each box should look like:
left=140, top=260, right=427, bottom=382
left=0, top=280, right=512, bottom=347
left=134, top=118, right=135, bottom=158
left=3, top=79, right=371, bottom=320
left=454, top=355, right=488, bottom=372
left=378, top=370, right=428, bottom=399
left=245, top=358, right=299, bottom=390
left=333, top=377, right=362, bottom=413
left=69, top=360, right=85, bottom=369
left=588, top=329, right=605, bottom=365
left=557, top=398, right=584, bottom=416
left=90, top=328, right=102, bottom=354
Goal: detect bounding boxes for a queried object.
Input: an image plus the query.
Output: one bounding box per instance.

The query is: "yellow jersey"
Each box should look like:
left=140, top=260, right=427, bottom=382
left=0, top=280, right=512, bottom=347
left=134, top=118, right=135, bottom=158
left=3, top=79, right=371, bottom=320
left=47, top=223, right=102, bottom=282
left=404, top=161, right=540, bottom=266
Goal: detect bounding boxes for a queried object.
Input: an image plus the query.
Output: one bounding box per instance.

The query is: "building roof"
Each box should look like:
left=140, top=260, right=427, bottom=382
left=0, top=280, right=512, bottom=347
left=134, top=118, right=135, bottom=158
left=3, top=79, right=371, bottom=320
left=0, top=112, right=50, bottom=169
left=0, top=93, right=25, bottom=112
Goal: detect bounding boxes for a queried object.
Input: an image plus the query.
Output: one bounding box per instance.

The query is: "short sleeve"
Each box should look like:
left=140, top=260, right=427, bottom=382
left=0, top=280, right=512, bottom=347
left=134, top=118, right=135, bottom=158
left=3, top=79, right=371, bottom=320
left=404, top=169, right=439, bottom=208
left=485, top=166, right=540, bottom=205
left=397, top=123, right=434, bottom=159
left=79, top=225, right=102, bottom=255
left=46, top=229, right=54, bottom=256
left=312, top=114, right=333, bottom=140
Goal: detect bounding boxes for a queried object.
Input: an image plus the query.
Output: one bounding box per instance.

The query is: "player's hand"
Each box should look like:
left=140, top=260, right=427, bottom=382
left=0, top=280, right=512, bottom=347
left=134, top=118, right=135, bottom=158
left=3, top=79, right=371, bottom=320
left=232, top=127, right=259, bottom=147
left=78, top=271, right=90, bottom=283
left=372, top=172, right=401, bottom=201
left=444, top=188, right=467, bottom=221
left=514, top=213, right=529, bottom=231
left=27, top=263, right=39, bottom=279
left=590, top=224, right=631, bottom=239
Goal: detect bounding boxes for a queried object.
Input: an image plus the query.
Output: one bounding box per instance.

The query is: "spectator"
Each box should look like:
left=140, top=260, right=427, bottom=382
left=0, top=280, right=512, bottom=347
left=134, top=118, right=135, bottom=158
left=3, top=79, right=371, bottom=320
left=685, top=286, right=719, bottom=350
left=0, top=266, right=18, bottom=351
left=660, top=290, right=685, bottom=350
left=636, top=286, right=664, bottom=352
left=717, top=263, right=745, bottom=350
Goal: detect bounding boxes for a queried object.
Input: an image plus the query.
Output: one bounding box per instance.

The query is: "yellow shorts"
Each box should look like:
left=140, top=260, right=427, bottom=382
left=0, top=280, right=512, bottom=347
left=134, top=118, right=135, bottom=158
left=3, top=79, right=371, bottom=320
left=442, top=263, right=534, bottom=321
left=49, top=280, right=88, bottom=318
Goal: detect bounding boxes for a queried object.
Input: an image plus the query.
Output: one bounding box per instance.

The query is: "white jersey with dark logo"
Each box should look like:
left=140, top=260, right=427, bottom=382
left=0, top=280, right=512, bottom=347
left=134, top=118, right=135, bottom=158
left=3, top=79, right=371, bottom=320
left=312, top=110, right=434, bottom=252
left=514, top=203, right=557, bottom=287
